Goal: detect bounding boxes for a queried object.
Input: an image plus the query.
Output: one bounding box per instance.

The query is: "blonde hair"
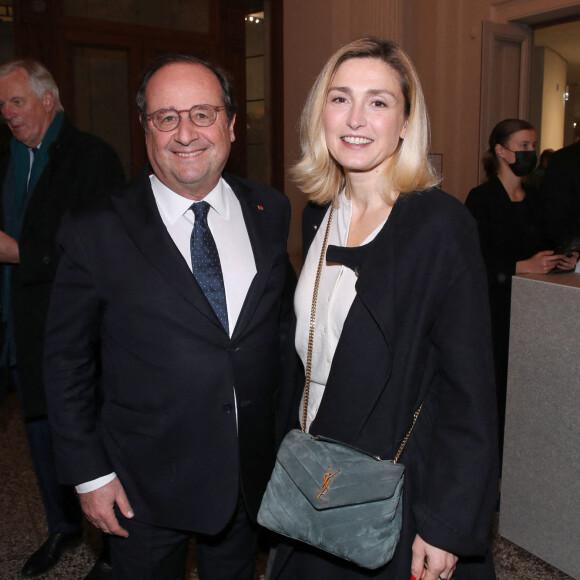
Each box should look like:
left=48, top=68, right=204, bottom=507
left=291, top=38, right=438, bottom=205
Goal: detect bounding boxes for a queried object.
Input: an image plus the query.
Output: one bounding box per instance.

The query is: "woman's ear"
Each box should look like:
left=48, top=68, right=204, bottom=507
left=399, top=119, right=408, bottom=140
left=495, top=142, right=505, bottom=160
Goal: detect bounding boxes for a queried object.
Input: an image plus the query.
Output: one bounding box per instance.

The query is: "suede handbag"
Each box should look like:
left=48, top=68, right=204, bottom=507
left=258, top=205, right=421, bottom=570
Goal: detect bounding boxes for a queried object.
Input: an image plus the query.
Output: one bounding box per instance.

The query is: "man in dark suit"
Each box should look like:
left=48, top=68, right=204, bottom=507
left=44, top=53, right=294, bottom=579
left=0, top=59, right=125, bottom=578
left=541, top=140, right=580, bottom=250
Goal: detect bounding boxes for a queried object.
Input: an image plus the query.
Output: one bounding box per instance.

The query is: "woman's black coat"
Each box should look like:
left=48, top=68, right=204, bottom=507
left=273, top=188, right=499, bottom=579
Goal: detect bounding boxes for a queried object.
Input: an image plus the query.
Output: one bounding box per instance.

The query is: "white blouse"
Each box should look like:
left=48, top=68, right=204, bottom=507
left=294, top=191, right=387, bottom=432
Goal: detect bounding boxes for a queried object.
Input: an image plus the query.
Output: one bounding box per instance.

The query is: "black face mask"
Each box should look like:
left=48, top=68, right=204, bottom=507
left=506, top=149, right=537, bottom=177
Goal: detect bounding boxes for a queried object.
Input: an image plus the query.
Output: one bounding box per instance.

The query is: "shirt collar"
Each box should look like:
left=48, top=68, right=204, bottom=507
left=150, top=175, right=231, bottom=225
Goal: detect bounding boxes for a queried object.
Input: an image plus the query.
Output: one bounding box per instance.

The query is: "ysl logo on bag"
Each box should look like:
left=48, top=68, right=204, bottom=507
left=316, top=466, right=340, bottom=501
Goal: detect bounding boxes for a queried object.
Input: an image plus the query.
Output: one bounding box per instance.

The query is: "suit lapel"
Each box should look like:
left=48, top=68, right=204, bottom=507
left=112, top=170, right=221, bottom=330
left=223, top=173, right=275, bottom=339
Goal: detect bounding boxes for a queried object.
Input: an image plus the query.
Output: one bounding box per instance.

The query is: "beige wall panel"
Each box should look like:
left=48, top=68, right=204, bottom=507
left=283, top=0, right=403, bottom=268
left=405, top=1, right=493, bottom=199
left=402, top=0, right=580, bottom=201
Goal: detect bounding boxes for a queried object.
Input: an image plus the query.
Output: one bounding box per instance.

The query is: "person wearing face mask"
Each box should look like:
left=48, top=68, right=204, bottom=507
left=465, top=118, right=577, bottom=466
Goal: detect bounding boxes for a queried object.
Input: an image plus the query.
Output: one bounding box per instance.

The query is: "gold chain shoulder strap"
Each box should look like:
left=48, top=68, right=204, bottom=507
left=301, top=205, right=334, bottom=433
left=393, top=402, right=423, bottom=464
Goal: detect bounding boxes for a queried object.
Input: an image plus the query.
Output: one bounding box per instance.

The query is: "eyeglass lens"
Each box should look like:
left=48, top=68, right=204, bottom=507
left=152, top=105, right=220, bottom=131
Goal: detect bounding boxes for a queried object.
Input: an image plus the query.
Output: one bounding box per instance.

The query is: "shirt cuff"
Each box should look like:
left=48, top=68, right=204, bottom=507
left=75, top=472, right=117, bottom=494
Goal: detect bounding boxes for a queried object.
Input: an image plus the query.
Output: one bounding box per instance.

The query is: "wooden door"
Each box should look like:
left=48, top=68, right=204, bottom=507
left=479, top=21, right=533, bottom=182
left=14, top=0, right=246, bottom=180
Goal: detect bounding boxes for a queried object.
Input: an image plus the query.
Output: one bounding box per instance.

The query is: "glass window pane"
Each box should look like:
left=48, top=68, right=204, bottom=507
left=246, top=56, right=264, bottom=102
left=245, top=3, right=267, bottom=183
left=247, top=101, right=267, bottom=183
left=247, top=143, right=267, bottom=184
left=247, top=100, right=265, bottom=145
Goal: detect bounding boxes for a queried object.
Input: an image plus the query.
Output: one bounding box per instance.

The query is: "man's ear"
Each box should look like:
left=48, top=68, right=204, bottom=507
left=42, top=91, right=54, bottom=112
left=229, top=113, right=236, bottom=143
left=139, top=114, right=149, bottom=133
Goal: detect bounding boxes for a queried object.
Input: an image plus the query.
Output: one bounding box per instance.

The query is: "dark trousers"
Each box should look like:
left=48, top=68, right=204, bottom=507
left=110, top=494, right=258, bottom=580
left=13, top=368, right=82, bottom=534
left=24, top=416, right=83, bottom=533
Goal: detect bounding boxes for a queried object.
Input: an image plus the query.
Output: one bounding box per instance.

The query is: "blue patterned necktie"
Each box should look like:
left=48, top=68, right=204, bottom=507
left=190, top=201, right=229, bottom=334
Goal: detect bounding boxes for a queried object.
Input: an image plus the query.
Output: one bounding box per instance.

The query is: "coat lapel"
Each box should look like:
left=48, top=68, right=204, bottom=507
left=111, top=170, right=221, bottom=330
left=353, top=199, right=401, bottom=348
left=20, top=118, right=73, bottom=239
left=223, top=173, right=275, bottom=339
left=20, top=153, right=54, bottom=239
left=303, top=198, right=403, bottom=345
left=306, top=200, right=404, bottom=444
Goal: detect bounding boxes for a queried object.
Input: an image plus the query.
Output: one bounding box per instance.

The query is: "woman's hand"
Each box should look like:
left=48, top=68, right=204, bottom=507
left=411, top=534, right=458, bottom=580
left=516, top=250, right=561, bottom=274
left=554, top=251, right=579, bottom=271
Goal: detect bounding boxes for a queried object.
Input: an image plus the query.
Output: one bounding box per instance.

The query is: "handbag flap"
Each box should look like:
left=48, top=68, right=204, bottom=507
left=277, top=430, right=405, bottom=511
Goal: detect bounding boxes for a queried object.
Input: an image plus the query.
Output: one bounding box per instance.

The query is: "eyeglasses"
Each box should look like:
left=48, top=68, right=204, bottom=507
left=146, top=104, right=226, bottom=131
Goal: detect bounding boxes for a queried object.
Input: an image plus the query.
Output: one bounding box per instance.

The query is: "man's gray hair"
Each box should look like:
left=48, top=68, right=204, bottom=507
left=0, top=59, right=64, bottom=111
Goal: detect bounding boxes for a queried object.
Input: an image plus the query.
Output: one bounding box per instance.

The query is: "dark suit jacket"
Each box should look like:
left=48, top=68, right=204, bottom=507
left=541, top=140, right=580, bottom=248
left=0, top=115, right=125, bottom=417
left=274, top=189, right=498, bottom=579
left=44, top=170, right=294, bottom=534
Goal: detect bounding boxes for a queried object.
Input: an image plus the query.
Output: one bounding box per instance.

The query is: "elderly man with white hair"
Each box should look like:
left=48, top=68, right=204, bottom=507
left=0, top=59, right=125, bottom=578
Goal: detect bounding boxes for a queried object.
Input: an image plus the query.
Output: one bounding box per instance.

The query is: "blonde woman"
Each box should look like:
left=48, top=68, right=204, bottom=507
left=271, top=38, right=498, bottom=580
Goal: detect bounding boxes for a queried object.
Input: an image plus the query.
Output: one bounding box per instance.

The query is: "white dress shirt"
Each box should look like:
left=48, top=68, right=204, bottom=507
left=76, top=176, right=256, bottom=493
left=150, top=174, right=256, bottom=333
left=294, top=191, right=387, bottom=432
left=28, top=144, right=39, bottom=185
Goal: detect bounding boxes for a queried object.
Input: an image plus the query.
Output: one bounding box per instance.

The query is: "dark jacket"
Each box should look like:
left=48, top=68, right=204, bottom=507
left=0, top=115, right=125, bottom=417
left=465, top=176, right=549, bottom=411
left=274, top=189, right=498, bottom=579
left=465, top=175, right=548, bottom=292
left=44, top=170, right=295, bottom=533
left=540, top=140, right=580, bottom=248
